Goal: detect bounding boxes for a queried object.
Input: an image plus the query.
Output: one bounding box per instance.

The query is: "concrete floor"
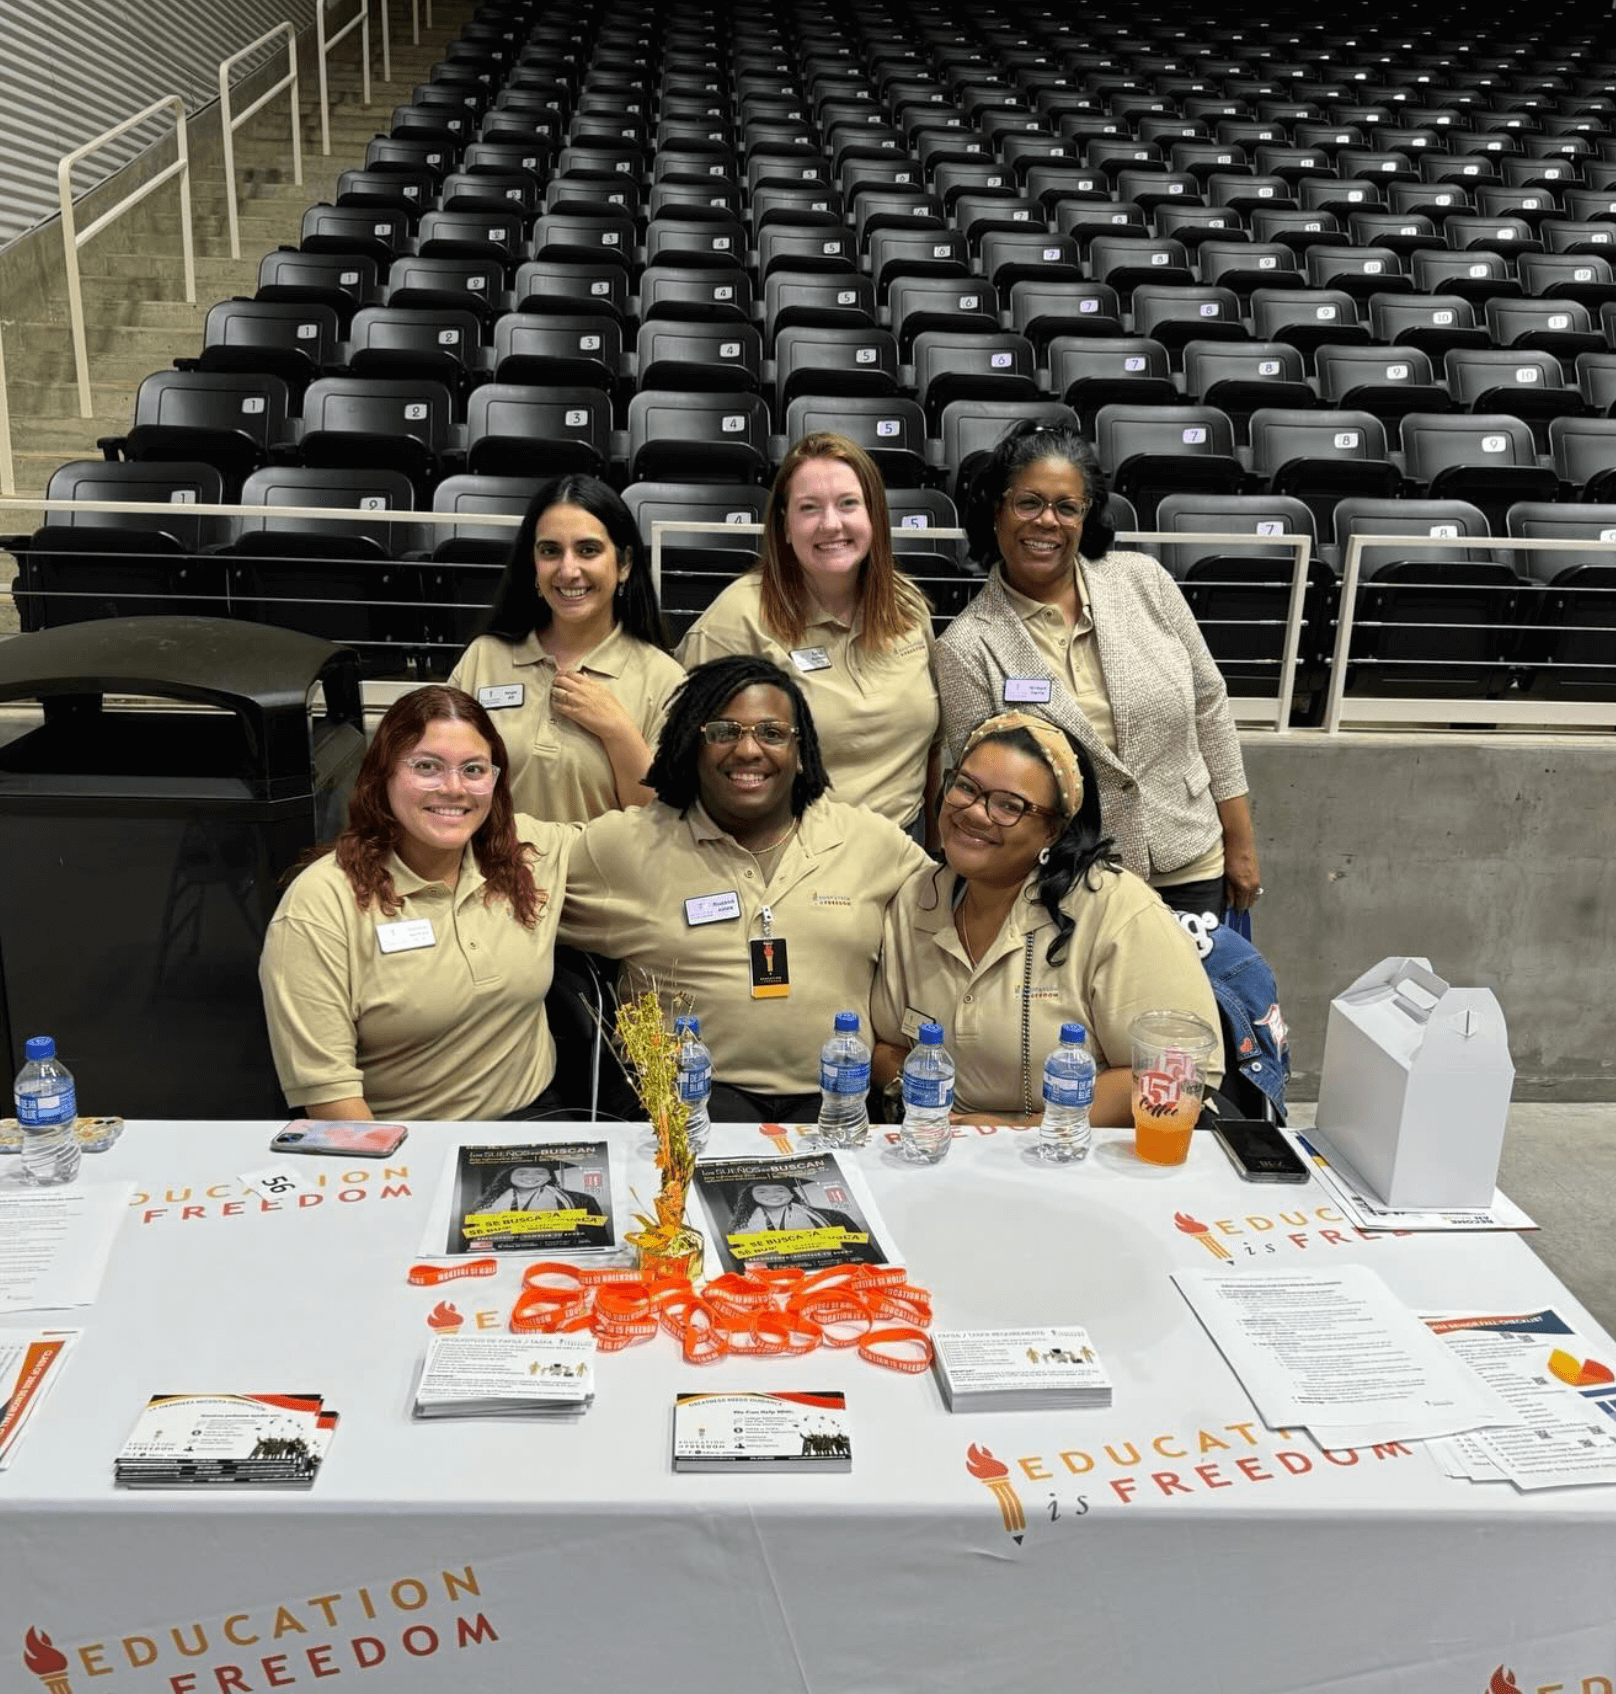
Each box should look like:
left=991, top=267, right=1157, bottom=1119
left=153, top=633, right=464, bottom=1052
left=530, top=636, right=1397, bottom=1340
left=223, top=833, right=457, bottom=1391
left=1289, top=1101, right=1616, bottom=1342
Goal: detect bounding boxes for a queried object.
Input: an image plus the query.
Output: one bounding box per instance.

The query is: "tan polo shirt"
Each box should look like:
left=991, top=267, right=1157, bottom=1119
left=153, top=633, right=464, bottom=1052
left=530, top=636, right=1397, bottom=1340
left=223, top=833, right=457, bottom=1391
left=871, top=861, right=1223, bottom=1116
left=999, top=565, right=1221, bottom=891
left=559, top=796, right=932, bottom=1095
left=259, top=816, right=571, bottom=1120
left=675, top=571, right=939, bottom=825
left=449, top=625, right=686, bottom=824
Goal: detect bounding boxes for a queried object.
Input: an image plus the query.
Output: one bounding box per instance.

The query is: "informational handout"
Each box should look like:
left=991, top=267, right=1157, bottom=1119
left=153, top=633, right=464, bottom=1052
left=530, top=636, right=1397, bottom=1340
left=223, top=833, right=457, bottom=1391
left=1172, top=1266, right=1522, bottom=1444
left=1294, top=1131, right=1535, bottom=1233
left=1424, top=1309, right=1616, bottom=1491
left=0, top=1328, right=80, bottom=1469
left=0, top=1185, right=131, bottom=1312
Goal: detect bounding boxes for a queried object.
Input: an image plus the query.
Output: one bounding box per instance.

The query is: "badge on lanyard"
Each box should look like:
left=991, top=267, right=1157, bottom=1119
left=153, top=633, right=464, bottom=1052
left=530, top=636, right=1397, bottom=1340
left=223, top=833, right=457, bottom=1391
left=1004, top=676, right=1052, bottom=703
left=749, top=904, right=790, bottom=998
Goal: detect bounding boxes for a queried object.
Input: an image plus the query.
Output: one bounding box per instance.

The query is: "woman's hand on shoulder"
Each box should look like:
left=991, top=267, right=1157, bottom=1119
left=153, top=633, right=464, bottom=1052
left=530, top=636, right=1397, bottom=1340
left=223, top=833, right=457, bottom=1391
left=551, top=671, right=635, bottom=742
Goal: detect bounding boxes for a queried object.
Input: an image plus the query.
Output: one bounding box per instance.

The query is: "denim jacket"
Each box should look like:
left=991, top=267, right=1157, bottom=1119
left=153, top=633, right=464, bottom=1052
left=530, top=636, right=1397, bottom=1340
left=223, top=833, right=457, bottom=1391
left=1175, top=912, right=1290, bottom=1119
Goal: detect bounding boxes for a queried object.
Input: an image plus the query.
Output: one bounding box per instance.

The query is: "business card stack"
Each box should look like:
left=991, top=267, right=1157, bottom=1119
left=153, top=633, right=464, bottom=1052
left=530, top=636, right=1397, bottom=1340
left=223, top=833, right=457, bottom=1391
left=673, top=1391, right=851, bottom=1472
left=114, top=1392, right=338, bottom=1488
left=412, top=1333, right=597, bottom=1419
left=931, top=1327, right=1113, bottom=1413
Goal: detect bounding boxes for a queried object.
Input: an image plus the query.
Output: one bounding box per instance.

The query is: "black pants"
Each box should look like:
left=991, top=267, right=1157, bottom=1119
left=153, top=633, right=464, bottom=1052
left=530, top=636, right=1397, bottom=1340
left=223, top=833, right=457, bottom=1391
left=707, top=1081, right=822, bottom=1124
left=1156, top=875, right=1225, bottom=919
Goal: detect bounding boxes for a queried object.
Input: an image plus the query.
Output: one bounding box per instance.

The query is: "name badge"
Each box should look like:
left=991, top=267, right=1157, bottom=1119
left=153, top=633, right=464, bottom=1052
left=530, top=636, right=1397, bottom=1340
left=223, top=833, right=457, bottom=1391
left=376, top=918, right=435, bottom=954
left=1004, top=677, right=1052, bottom=704
left=901, top=1005, right=938, bottom=1040
left=685, top=891, right=741, bottom=926
left=788, top=646, right=833, bottom=672
left=477, top=683, right=524, bottom=708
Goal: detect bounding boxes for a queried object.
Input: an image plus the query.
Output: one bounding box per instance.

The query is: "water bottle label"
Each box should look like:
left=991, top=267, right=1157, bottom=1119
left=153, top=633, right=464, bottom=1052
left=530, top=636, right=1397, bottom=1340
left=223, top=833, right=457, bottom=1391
left=904, top=1075, right=953, bottom=1109
left=678, top=1062, right=711, bottom=1102
left=820, top=1060, right=871, bottom=1094
left=18, top=1084, right=76, bottom=1125
left=1044, top=1076, right=1095, bottom=1108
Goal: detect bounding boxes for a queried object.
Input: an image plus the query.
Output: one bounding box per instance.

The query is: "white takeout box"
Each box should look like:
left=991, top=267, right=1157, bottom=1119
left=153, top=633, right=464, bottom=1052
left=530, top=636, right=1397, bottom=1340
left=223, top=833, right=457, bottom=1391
left=1314, top=956, right=1513, bottom=1208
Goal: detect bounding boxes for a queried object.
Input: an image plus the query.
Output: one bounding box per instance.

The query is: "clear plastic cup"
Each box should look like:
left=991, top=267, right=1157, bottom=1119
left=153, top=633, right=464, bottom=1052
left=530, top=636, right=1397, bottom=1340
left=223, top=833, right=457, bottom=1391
left=1129, top=1009, right=1219, bottom=1167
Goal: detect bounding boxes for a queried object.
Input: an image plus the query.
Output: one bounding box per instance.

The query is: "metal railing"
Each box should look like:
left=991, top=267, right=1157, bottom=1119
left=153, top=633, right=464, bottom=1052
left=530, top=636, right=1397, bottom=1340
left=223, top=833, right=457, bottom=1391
left=57, top=96, right=196, bottom=419
left=219, top=24, right=303, bottom=262
left=316, top=0, right=371, bottom=157
left=0, top=325, right=13, bottom=498
left=1326, top=532, right=1616, bottom=731
left=5, top=499, right=1612, bottom=732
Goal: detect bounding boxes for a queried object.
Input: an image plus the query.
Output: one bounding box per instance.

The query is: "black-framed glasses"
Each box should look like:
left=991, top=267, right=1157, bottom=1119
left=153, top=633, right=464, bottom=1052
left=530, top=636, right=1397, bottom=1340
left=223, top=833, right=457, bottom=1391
left=1003, top=490, right=1090, bottom=525
left=943, top=770, right=1058, bottom=827
left=700, top=719, right=798, bottom=748
left=397, top=756, right=500, bottom=792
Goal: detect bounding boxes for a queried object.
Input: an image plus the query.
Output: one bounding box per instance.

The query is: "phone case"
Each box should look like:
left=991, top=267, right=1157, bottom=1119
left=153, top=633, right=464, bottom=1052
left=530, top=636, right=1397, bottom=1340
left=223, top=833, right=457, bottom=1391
left=1213, top=1123, right=1309, bottom=1183
left=270, top=1120, right=410, bottom=1157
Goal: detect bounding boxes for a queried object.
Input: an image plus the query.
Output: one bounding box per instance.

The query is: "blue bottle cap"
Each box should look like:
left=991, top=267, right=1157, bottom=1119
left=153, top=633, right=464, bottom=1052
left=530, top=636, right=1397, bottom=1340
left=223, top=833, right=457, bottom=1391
left=834, top=1010, right=859, bottom=1032
left=918, top=1021, right=944, bottom=1045
left=1061, top=1022, right=1087, bottom=1045
left=674, top=1015, right=701, bottom=1037
left=24, top=1036, right=55, bottom=1061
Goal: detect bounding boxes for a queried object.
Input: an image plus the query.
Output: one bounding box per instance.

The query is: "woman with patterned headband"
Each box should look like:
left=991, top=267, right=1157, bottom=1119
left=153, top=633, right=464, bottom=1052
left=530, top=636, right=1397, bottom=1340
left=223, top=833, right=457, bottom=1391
left=871, top=712, right=1221, bottom=1126
left=936, top=420, right=1260, bottom=919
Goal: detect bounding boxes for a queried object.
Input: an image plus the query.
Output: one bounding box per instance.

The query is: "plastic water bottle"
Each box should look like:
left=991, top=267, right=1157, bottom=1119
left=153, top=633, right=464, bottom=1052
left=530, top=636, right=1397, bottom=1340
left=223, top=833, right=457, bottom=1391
left=15, top=1036, right=81, bottom=1187
left=674, top=1015, right=711, bottom=1154
left=899, top=1021, right=956, bottom=1165
left=1038, top=1022, right=1095, bottom=1164
left=816, top=1010, right=872, bottom=1149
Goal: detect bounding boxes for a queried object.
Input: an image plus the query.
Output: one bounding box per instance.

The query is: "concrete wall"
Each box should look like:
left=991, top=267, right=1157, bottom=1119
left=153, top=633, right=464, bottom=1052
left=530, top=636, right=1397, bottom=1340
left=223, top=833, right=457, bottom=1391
left=1244, top=732, right=1616, bottom=1102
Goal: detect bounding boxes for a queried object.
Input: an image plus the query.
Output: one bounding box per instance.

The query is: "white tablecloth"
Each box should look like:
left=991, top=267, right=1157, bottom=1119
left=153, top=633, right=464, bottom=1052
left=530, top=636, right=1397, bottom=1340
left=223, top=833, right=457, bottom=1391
left=6, top=1119, right=1615, bottom=1694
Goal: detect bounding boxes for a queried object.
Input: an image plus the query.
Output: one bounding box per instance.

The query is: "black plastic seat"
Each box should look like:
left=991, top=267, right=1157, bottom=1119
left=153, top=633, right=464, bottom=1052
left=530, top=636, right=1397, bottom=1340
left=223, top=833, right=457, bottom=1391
left=781, top=395, right=928, bottom=486
left=635, top=320, right=764, bottom=394
left=510, top=258, right=630, bottom=322
left=937, top=399, right=1079, bottom=507
left=491, top=313, right=624, bottom=392
left=1094, top=402, right=1246, bottom=526
left=1248, top=408, right=1400, bottom=539
left=530, top=210, right=637, bottom=269
left=1408, top=248, right=1521, bottom=306
left=1008, top=279, right=1123, bottom=349
left=1305, top=244, right=1412, bottom=301
left=190, top=298, right=339, bottom=399
left=295, top=376, right=458, bottom=499
left=1516, top=252, right=1616, bottom=314
left=761, top=270, right=874, bottom=342
left=1575, top=350, right=1616, bottom=414
left=1399, top=412, right=1559, bottom=528
left=1131, top=285, right=1249, bottom=361
left=1369, top=292, right=1492, bottom=361
left=1548, top=415, right=1616, bottom=501
left=865, top=226, right=969, bottom=295
left=384, top=255, right=509, bottom=325
left=1047, top=336, right=1175, bottom=433
left=256, top=250, right=379, bottom=333
left=1485, top=296, right=1606, bottom=361
left=415, top=208, right=525, bottom=269
left=464, top=384, right=612, bottom=478
left=758, top=221, right=859, bottom=280
left=343, top=306, right=487, bottom=400
left=1087, top=234, right=1194, bottom=301
left=622, top=480, right=769, bottom=637
left=1249, top=288, right=1370, bottom=368
left=773, top=324, right=899, bottom=409
left=626, top=390, right=772, bottom=483
left=97, top=370, right=293, bottom=497
left=301, top=205, right=410, bottom=271
left=910, top=329, right=1038, bottom=425
left=1314, top=344, right=1451, bottom=427
left=1196, top=240, right=1302, bottom=298
left=1444, top=348, right=1585, bottom=447
left=1181, top=341, right=1314, bottom=439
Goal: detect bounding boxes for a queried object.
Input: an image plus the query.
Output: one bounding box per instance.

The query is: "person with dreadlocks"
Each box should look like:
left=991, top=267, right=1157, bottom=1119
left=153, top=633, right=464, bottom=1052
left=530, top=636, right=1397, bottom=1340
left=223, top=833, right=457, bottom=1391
left=559, top=654, right=932, bottom=1122
left=871, top=713, right=1220, bottom=1126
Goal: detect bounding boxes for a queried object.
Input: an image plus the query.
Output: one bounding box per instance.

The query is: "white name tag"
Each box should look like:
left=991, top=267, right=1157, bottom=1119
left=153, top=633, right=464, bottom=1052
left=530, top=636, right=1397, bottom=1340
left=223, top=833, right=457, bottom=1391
left=477, top=683, right=524, bottom=708
left=900, top=1005, right=939, bottom=1041
left=1004, top=677, right=1052, bottom=704
left=788, top=646, right=833, bottom=672
left=685, top=891, right=741, bottom=926
left=376, top=918, right=436, bottom=954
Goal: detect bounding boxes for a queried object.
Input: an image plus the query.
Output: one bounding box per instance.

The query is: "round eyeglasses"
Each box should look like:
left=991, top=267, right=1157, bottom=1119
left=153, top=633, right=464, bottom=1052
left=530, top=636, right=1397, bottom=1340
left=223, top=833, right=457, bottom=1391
left=397, top=756, right=500, bottom=792
left=1004, top=491, right=1090, bottom=525
left=700, top=719, right=798, bottom=748
left=943, top=770, right=1058, bottom=827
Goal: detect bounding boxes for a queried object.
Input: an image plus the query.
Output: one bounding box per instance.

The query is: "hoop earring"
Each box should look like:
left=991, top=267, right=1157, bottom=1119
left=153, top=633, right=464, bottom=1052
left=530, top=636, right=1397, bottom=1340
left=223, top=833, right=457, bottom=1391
left=1038, top=846, right=1051, bottom=866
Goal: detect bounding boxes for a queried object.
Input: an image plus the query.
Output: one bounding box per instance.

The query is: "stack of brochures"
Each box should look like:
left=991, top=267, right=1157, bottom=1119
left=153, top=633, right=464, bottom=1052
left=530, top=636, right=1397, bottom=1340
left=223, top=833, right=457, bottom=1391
left=113, top=1392, right=338, bottom=1488
left=931, top=1327, right=1113, bottom=1413
left=0, top=1329, right=79, bottom=1471
left=672, top=1391, right=851, bottom=1472
left=412, top=1333, right=597, bottom=1419
left=424, top=1140, right=623, bottom=1260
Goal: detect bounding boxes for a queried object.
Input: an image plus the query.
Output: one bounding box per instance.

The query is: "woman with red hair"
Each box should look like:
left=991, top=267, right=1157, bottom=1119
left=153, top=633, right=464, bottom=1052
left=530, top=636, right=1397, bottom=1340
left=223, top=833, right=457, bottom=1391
left=259, top=685, right=571, bottom=1121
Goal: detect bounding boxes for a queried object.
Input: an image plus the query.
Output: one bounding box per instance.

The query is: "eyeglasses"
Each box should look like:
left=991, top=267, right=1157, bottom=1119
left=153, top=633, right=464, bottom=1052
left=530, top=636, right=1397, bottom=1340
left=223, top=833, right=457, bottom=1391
left=397, top=756, right=500, bottom=792
left=1004, top=490, right=1090, bottom=525
left=700, top=719, right=798, bottom=748
left=943, top=770, right=1058, bottom=827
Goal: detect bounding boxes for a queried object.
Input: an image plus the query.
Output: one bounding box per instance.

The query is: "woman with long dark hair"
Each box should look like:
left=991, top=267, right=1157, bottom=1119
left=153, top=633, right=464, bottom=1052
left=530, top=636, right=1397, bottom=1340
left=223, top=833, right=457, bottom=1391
left=676, top=432, right=941, bottom=836
left=559, top=654, right=931, bottom=1122
left=449, top=474, right=684, bottom=822
left=871, top=713, right=1221, bottom=1126
left=259, top=686, right=571, bottom=1122
left=936, top=420, right=1260, bottom=919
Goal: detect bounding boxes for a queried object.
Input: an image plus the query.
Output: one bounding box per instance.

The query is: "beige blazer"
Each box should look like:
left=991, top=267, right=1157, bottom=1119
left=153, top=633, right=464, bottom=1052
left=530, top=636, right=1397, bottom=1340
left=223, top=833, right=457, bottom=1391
left=935, top=552, right=1248, bottom=879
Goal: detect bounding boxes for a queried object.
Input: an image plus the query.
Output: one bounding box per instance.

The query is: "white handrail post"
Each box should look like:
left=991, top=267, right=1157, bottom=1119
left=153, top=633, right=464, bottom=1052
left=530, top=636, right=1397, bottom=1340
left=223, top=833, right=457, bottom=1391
left=412, top=0, right=421, bottom=46
left=380, top=0, right=392, bottom=87
left=1272, top=535, right=1310, bottom=735
left=0, top=322, right=15, bottom=498
left=318, top=0, right=373, bottom=157
left=58, top=94, right=194, bottom=419
left=219, top=24, right=303, bottom=262
left=362, top=2, right=372, bottom=108
left=1324, top=535, right=1364, bottom=735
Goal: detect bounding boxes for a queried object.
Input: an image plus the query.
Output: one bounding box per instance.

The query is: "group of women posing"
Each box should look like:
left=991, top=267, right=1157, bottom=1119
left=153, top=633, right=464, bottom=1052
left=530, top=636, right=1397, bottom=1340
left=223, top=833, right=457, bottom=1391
left=261, top=423, right=1249, bottom=1127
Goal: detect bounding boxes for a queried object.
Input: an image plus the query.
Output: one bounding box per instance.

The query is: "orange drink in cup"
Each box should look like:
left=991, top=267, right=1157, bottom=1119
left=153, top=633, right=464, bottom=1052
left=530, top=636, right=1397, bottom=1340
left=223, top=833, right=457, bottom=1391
left=1129, top=1009, right=1219, bottom=1167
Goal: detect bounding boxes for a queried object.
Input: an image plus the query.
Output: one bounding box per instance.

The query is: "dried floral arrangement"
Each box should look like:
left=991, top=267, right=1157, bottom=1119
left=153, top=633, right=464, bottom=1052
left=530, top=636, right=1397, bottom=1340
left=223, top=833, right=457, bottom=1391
left=614, top=988, right=704, bottom=1280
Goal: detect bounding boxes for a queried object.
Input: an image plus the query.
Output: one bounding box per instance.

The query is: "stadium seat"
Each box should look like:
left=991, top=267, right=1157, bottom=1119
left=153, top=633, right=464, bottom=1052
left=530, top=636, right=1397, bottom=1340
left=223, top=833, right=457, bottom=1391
left=910, top=329, right=1038, bottom=424
left=343, top=306, right=487, bottom=400
left=1314, top=344, right=1451, bottom=427
left=1398, top=413, right=1558, bottom=528
left=256, top=249, right=380, bottom=332
left=635, top=320, right=764, bottom=394
left=189, top=298, right=340, bottom=399
left=1485, top=297, right=1606, bottom=362
left=762, top=270, right=875, bottom=340
left=295, top=376, right=459, bottom=498
left=1548, top=416, right=1616, bottom=502
left=1503, top=503, right=1616, bottom=699
left=1047, top=336, right=1175, bottom=432
left=511, top=259, right=632, bottom=321
left=627, top=390, right=772, bottom=483
left=937, top=399, right=1079, bottom=508
left=1408, top=248, right=1521, bottom=306
left=1248, top=408, right=1400, bottom=537
left=464, top=384, right=611, bottom=479
left=781, top=395, right=928, bottom=486
left=1094, top=403, right=1246, bottom=526
left=1249, top=288, right=1371, bottom=368
left=1369, top=293, right=1492, bottom=361
left=1181, top=341, right=1314, bottom=439
left=1444, top=348, right=1585, bottom=446
left=97, top=370, right=293, bottom=497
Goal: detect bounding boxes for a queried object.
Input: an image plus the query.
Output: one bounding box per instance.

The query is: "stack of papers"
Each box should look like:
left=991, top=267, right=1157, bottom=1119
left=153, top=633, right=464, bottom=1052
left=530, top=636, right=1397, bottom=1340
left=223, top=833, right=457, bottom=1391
left=1424, top=1309, right=1616, bottom=1492
left=412, top=1334, right=596, bottom=1419
left=692, top=1151, right=901, bottom=1276
left=931, top=1327, right=1112, bottom=1413
left=1294, top=1130, right=1536, bottom=1233
left=423, top=1140, right=624, bottom=1261
left=114, top=1393, right=338, bottom=1489
left=672, top=1391, right=850, bottom=1471
left=0, top=1328, right=80, bottom=1470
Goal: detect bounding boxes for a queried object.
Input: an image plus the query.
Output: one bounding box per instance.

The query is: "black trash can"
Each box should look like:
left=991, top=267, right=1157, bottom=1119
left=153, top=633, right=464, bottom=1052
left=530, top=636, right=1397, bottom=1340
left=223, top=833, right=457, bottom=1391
left=0, top=617, right=364, bottom=1118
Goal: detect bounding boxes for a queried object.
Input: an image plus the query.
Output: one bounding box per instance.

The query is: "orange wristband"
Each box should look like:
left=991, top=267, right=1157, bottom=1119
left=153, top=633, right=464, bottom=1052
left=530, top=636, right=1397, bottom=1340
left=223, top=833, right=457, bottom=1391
left=859, top=1326, right=934, bottom=1373
left=408, top=1258, right=498, bottom=1286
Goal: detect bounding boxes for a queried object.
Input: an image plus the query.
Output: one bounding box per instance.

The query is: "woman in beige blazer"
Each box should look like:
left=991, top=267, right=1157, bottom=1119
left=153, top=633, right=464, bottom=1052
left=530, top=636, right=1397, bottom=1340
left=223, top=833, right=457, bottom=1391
left=935, top=421, right=1260, bottom=917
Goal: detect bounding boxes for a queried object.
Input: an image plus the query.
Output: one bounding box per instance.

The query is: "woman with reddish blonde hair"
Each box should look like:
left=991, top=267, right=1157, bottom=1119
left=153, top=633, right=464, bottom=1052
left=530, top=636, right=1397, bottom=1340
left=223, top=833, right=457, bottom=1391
left=259, top=685, right=573, bottom=1123
left=677, top=431, right=942, bottom=837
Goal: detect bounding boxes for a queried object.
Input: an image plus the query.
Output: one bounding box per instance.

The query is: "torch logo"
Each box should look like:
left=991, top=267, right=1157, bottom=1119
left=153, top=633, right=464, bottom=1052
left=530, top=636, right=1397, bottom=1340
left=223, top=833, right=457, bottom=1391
left=965, top=1443, right=1026, bottom=1542
left=426, top=1300, right=464, bottom=1332
left=1174, top=1212, right=1232, bottom=1261
left=24, top=1628, right=73, bottom=1693
left=1488, top=1669, right=1519, bottom=1694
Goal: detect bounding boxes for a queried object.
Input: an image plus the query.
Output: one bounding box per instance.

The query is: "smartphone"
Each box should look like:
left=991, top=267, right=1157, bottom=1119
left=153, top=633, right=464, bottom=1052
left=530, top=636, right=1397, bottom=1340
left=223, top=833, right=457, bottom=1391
left=1211, top=1118, right=1310, bottom=1184
left=270, top=1120, right=410, bottom=1157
